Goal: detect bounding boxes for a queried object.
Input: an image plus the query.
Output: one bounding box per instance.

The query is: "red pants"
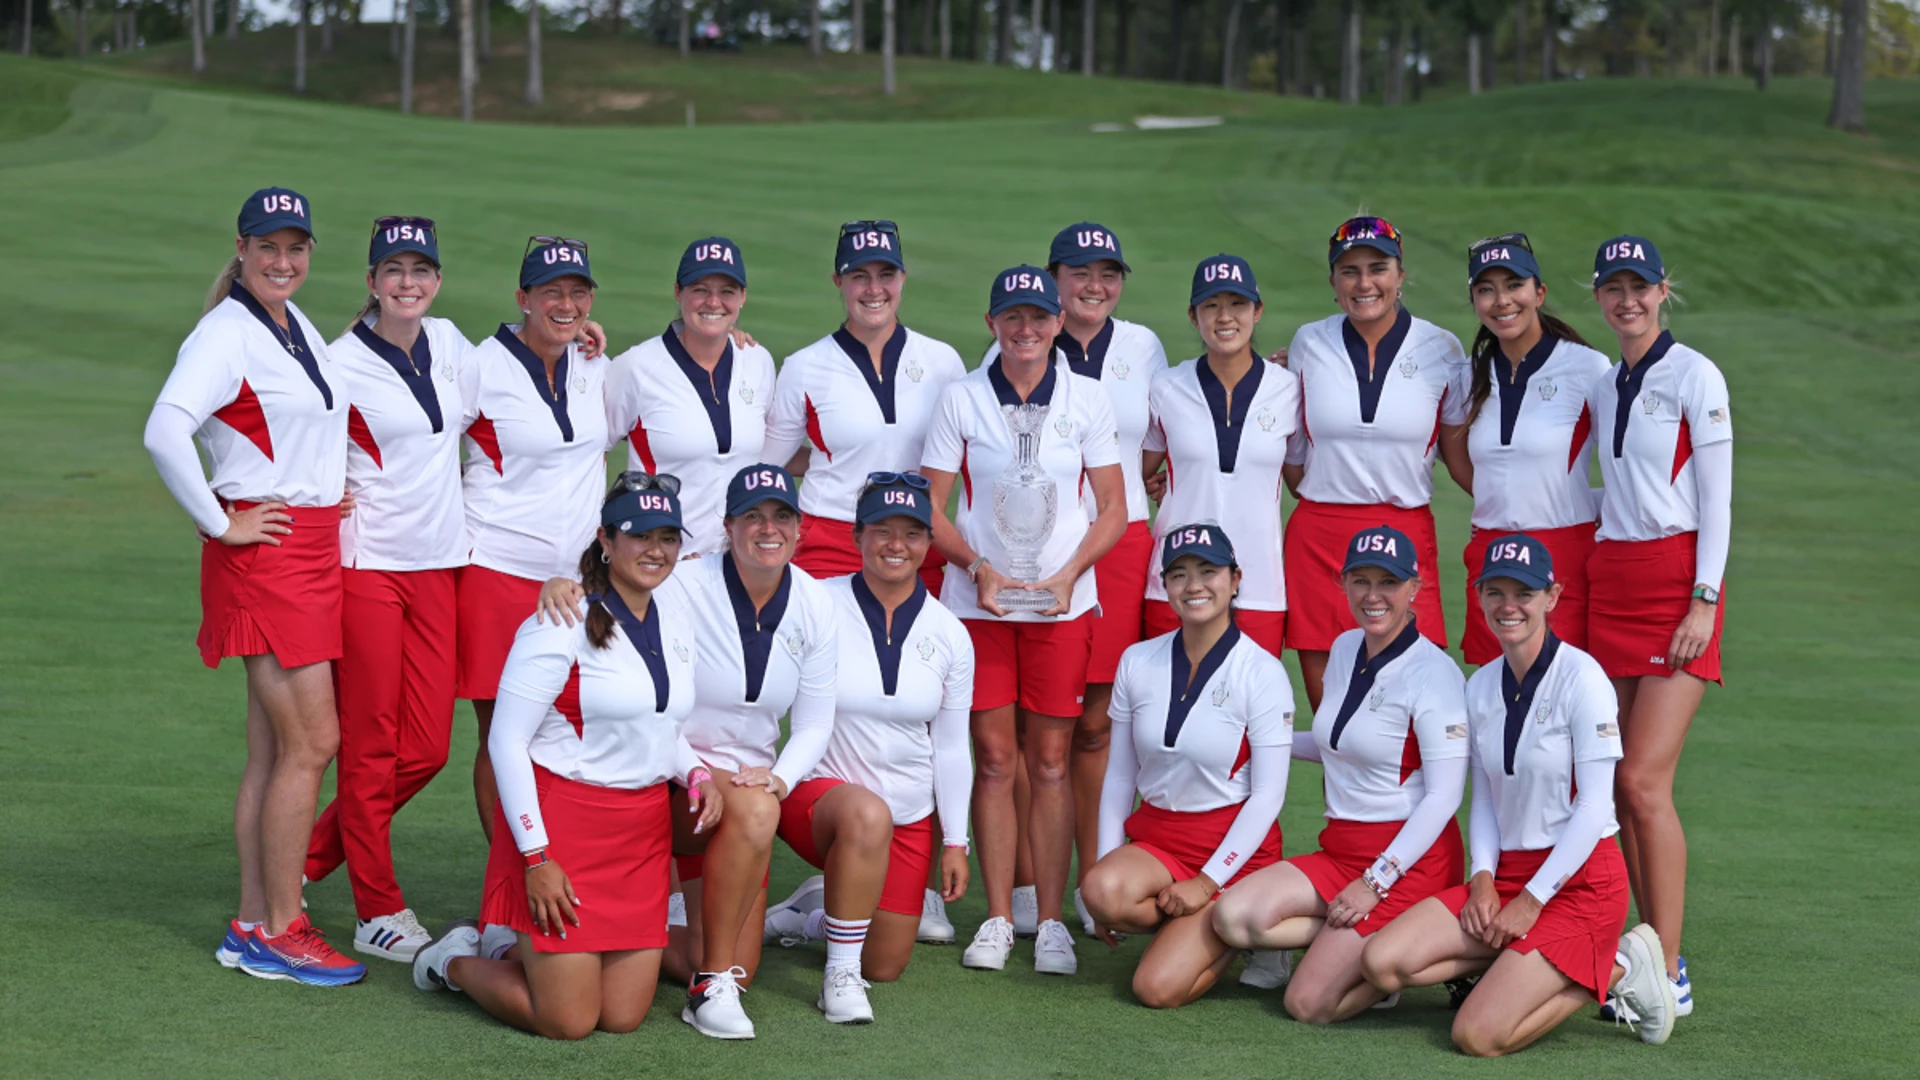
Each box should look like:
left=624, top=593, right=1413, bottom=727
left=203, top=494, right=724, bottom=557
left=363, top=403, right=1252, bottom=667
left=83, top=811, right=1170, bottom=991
left=304, top=567, right=456, bottom=918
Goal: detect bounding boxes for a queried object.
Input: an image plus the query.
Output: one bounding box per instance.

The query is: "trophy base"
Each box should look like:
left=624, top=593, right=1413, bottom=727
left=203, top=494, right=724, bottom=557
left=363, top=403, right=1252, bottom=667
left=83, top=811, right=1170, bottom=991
left=994, top=588, right=1058, bottom=614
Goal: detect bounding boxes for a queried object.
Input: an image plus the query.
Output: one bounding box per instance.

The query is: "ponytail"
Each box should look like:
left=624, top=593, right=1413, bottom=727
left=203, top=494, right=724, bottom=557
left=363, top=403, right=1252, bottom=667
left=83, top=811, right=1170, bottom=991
left=204, top=254, right=244, bottom=315
left=343, top=292, right=380, bottom=338
left=1462, top=295, right=1593, bottom=431
left=578, top=537, right=616, bottom=650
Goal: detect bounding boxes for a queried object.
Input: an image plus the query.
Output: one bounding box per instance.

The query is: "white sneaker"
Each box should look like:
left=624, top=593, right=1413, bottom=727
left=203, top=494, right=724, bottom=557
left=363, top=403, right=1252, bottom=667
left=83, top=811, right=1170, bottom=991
left=479, top=922, right=518, bottom=962
left=1238, top=949, right=1293, bottom=989
left=1372, top=990, right=1401, bottom=1009
left=1033, top=918, right=1077, bottom=976
left=962, top=916, right=1016, bottom=970
left=412, top=919, right=480, bottom=991
left=763, top=875, right=826, bottom=943
left=818, top=964, right=875, bottom=1024
left=667, top=891, right=687, bottom=928
left=354, top=908, right=431, bottom=961
left=300, top=875, right=310, bottom=911
left=1074, top=888, right=1098, bottom=937
left=683, top=966, right=755, bottom=1040
left=1011, top=885, right=1039, bottom=936
left=1612, top=923, right=1677, bottom=1046
left=917, top=888, right=956, bottom=944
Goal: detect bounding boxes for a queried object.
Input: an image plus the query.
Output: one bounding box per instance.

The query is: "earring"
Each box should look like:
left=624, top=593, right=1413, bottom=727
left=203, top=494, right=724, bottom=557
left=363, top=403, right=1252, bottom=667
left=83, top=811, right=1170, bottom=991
left=600, top=550, right=610, bottom=564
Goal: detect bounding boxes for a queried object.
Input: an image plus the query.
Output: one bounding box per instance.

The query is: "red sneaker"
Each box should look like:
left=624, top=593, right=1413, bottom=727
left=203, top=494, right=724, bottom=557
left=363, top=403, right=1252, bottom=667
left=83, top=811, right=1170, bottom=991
left=241, top=914, right=367, bottom=986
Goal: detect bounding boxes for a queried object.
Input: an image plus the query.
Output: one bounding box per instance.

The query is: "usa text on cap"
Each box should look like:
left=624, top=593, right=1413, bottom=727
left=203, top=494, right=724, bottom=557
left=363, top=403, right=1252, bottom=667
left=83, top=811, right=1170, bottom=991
left=679, top=237, right=747, bottom=288
left=369, top=216, right=438, bottom=268
left=1328, top=215, right=1402, bottom=266
left=1467, top=232, right=1540, bottom=285
left=520, top=237, right=596, bottom=290
left=726, top=464, right=801, bottom=518
left=856, top=473, right=934, bottom=527
left=836, top=220, right=905, bottom=275
left=1476, top=532, right=1555, bottom=590
left=604, top=484, right=685, bottom=535
left=1048, top=223, right=1130, bottom=273
left=1190, top=254, right=1260, bottom=306
left=989, top=265, right=1061, bottom=316
left=1342, top=525, right=1419, bottom=580
left=239, top=187, right=313, bottom=238
left=1162, top=522, right=1237, bottom=571
left=1592, top=234, right=1665, bottom=285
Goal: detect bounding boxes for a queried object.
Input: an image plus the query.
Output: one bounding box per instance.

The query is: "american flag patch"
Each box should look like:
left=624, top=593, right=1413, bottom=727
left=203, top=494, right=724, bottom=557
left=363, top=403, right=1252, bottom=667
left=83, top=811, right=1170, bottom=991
left=1596, top=722, right=1620, bottom=738
left=1708, top=407, right=1728, bottom=424
left=1445, top=723, right=1468, bottom=740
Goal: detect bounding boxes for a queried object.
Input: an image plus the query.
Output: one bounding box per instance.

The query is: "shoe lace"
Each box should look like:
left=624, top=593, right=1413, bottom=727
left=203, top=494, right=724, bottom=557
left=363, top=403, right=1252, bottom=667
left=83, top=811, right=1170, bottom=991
left=972, top=917, right=1013, bottom=946
left=390, top=910, right=428, bottom=939
left=1037, top=921, right=1074, bottom=953
left=924, top=891, right=947, bottom=917
left=699, top=966, right=749, bottom=1001
left=283, top=922, right=337, bottom=957
left=826, top=965, right=871, bottom=994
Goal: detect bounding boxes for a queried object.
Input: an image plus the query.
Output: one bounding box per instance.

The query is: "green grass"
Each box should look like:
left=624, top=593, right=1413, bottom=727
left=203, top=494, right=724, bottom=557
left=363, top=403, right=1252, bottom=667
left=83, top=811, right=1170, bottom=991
left=3, top=55, right=1919, bottom=1078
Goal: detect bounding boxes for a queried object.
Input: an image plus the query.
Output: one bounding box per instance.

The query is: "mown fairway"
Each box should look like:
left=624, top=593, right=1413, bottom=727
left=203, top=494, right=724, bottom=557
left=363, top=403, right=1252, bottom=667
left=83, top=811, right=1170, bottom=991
left=2, top=57, right=1916, bottom=1079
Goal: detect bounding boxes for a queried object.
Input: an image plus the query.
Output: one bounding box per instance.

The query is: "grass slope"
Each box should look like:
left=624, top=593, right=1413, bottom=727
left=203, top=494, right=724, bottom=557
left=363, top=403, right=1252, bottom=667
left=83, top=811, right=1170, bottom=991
left=3, top=56, right=1918, bottom=1079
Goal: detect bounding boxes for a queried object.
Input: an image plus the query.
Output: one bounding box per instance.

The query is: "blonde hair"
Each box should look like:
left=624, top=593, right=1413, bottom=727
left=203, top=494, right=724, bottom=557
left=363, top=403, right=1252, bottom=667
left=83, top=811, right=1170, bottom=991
left=344, top=291, right=380, bottom=337
left=204, top=254, right=244, bottom=315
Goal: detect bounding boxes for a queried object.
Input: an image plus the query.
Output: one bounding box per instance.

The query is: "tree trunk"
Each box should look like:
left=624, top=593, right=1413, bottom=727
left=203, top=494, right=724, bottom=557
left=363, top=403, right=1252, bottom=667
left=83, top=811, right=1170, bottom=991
left=1048, top=0, right=1060, bottom=69
left=1078, top=0, right=1091, bottom=73
left=853, top=0, right=865, bottom=53
left=390, top=0, right=398, bottom=57
left=1726, top=13, right=1740, bottom=75
left=1828, top=0, right=1866, bottom=130
left=1220, top=0, right=1241, bottom=87
left=191, top=0, right=204, bottom=69
left=884, top=0, right=896, bottom=90
left=294, top=0, right=308, bottom=93
left=807, top=0, right=819, bottom=55
left=1294, top=20, right=1308, bottom=95
left=321, top=0, right=333, bottom=53
left=1467, top=30, right=1481, bottom=95
left=941, top=0, right=951, bottom=58
left=921, top=0, right=932, bottom=54
left=1341, top=2, right=1360, bottom=103
left=227, top=0, right=238, bottom=36
left=1029, top=0, right=1042, bottom=67
left=1542, top=0, right=1555, bottom=80
left=1753, top=16, right=1771, bottom=90
left=1169, top=0, right=1185, bottom=80
left=994, top=0, right=1009, bottom=62
left=480, top=0, right=490, bottom=58
left=75, top=0, right=86, bottom=54
left=400, top=0, right=414, bottom=111
left=1120, top=0, right=1134, bottom=75
left=525, top=0, right=541, bottom=105
left=458, top=0, right=474, bottom=120
left=1387, top=12, right=1406, bottom=103
left=1513, top=0, right=1525, bottom=82
left=1824, top=5, right=1835, bottom=75
left=1483, top=23, right=1498, bottom=87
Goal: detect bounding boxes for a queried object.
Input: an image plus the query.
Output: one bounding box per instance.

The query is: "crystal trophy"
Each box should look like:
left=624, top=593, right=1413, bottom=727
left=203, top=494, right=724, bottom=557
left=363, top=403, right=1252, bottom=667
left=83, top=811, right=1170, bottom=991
left=991, top=403, right=1059, bottom=613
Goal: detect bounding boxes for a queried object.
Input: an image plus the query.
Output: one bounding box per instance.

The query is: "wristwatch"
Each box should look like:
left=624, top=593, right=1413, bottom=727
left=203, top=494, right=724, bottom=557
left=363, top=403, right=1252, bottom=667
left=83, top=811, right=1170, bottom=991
left=1692, top=585, right=1720, bottom=605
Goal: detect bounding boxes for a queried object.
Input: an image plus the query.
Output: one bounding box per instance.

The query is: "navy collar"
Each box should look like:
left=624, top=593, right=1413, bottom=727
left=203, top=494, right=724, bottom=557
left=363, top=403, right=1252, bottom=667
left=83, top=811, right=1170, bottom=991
left=1340, top=306, right=1414, bottom=424
left=987, top=357, right=1057, bottom=408
left=493, top=325, right=574, bottom=442
left=722, top=553, right=793, bottom=704
left=664, top=323, right=736, bottom=454
left=1611, top=331, right=1676, bottom=458
left=231, top=282, right=332, bottom=409
left=1328, top=619, right=1422, bottom=751
left=595, top=588, right=670, bottom=713
left=1195, top=354, right=1265, bottom=474
left=852, top=573, right=929, bottom=697
left=1493, top=332, right=1559, bottom=447
left=1055, top=319, right=1115, bottom=381
left=833, top=323, right=908, bottom=425
left=351, top=321, right=443, bottom=433
left=1501, top=632, right=1563, bottom=775
left=1164, top=622, right=1243, bottom=748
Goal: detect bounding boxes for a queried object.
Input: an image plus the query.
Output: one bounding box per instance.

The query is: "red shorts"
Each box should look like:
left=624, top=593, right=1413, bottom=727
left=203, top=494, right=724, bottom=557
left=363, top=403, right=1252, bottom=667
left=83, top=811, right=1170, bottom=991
left=1283, top=500, right=1448, bottom=651
left=1143, top=603, right=1286, bottom=659
left=454, top=564, right=543, bottom=700
left=1086, top=519, right=1154, bottom=684
left=793, top=514, right=945, bottom=597
left=481, top=766, right=671, bottom=954
left=1585, top=534, right=1724, bottom=683
left=964, top=614, right=1095, bottom=717
left=1285, top=818, right=1465, bottom=937
left=198, top=502, right=342, bottom=669
left=1461, top=523, right=1597, bottom=665
left=777, top=777, right=934, bottom=918
left=1436, top=841, right=1628, bottom=1000
left=1124, top=800, right=1282, bottom=891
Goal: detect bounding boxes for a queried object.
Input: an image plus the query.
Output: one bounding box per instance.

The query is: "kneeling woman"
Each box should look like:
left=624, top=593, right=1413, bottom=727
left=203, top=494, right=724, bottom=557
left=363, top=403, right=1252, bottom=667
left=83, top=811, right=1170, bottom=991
left=1359, top=535, right=1675, bottom=1055
left=763, top=474, right=975, bottom=1023
left=413, top=476, right=721, bottom=1040
left=1211, top=525, right=1467, bottom=1022
left=1081, top=524, right=1292, bottom=1009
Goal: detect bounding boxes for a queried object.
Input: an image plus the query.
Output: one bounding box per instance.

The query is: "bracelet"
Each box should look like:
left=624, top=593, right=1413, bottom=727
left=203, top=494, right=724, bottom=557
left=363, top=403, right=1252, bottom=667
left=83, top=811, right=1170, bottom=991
left=966, top=555, right=988, bottom=582
left=943, top=839, right=971, bottom=855
left=1361, top=867, right=1390, bottom=899
left=522, top=848, right=549, bottom=871
left=687, top=767, right=713, bottom=789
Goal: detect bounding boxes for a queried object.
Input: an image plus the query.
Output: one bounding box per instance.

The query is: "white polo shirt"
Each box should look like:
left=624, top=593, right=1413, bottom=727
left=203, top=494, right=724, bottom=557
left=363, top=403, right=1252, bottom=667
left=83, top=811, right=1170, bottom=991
left=1588, top=333, right=1733, bottom=543
left=921, top=359, right=1122, bottom=622
left=333, top=316, right=472, bottom=571
left=1465, top=335, right=1610, bottom=531
left=1312, top=625, right=1469, bottom=822
left=1108, top=627, right=1295, bottom=813
left=1287, top=310, right=1469, bottom=508
left=764, top=325, right=966, bottom=522
left=605, top=324, right=776, bottom=556
left=1464, top=636, right=1621, bottom=851
left=460, top=326, right=612, bottom=584
left=1143, top=356, right=1302, bottom=611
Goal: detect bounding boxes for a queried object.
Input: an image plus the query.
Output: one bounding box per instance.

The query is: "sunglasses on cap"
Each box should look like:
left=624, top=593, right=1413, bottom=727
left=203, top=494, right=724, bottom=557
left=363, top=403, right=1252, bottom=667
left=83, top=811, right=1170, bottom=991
left=865, top=471, right=931, bottom=490
left=611, top=471, right=683, bottom=498
left=1329, top=216, right=1402, bottom=253
left=524, top=235, right=589, bottom=259
left=373, top=214, right=436, bottom=236
left=841, top=220, right=900, bottom=237
left=1468, top=231, right=1534, bottom=256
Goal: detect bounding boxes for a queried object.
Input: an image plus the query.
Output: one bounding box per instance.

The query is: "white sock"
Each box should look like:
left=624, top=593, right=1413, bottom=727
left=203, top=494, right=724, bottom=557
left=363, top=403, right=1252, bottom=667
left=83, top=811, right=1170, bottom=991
left=823, top=915, right=870, bottom=970
left=237, top=921, right=260, bottom=932
left=1615, top=949, right=1632, bottom=979
left=803, top=908, right=829, bottom=941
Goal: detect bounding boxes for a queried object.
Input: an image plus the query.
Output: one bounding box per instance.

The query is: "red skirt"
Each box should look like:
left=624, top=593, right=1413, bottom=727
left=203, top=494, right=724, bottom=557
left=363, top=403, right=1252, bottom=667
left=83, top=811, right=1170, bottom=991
left=1086, top=519, right=1154, bottom=684
left=793, top=514, right=945, bottom=596
left=1282, top=500, right=1448, bottom=651
left=1435, top=841, right=1629, bottom=1001
left=964, top=614, right=1096, bottom=718
left=481, top=766, right=672, bottom=954
left=1585, top=534, right=1724, bottom=684
left=1143, top=604, right=1286, bottom=659
left=198, top=502, right=342, bottom=669
left=777, top=777, right=934, bottom=918
left=1285, top=818, right=1464, bottom=937
left=1124, top=800, right=1281, bottom=892
left=1461, top=523, right=1597, bottom=665
left=454, top=564, right=543, bottom=700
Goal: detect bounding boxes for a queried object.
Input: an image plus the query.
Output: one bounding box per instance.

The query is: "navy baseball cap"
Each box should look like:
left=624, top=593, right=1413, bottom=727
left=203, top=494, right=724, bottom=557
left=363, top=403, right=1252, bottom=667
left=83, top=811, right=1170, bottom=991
left=1467, top=232, right=1540, bottom=284
left=1593, top=235, right=1665, bottom=285
left=603, top=483, right=685, bottom=536
left=726, top=464, right=801, bottom=518
left=856, top=472, right=934, bottom=527
left=1048, top=223, right=1130, bottom=273
left=678, top=237, right=747, bottom=288
left=989, top=265, right=1061, bottom=316
left=1342, top=525, right=1419, bottom=580
left=1190, top=254, right=1260, bottom=306
left=1329, top=215, right=1403, bottom=266
left=1161, top=522, right=1237, bottom=571
left=369, top=216, right=438, bottom=267
left=1476, top=532, right=1556, bottom=590
left=520, top=238, right=595, bottom=290
left=835, top=220, right=905, bottom=274
left=238, top=187, right=313, bottom=238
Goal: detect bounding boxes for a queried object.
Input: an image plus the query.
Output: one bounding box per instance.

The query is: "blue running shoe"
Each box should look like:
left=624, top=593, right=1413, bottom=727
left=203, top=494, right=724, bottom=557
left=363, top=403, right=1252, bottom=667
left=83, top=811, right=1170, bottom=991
left=215, top=920, right=252, bottom=969
left=241, top=914, right=367, bottom=987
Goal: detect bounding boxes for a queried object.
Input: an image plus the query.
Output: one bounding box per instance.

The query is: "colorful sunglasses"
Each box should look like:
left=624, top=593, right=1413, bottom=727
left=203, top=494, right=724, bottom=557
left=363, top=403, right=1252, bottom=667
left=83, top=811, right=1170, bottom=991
left=1329, top=216, right=1402, bottom=257
left=865, top=470, right=931, bottom=490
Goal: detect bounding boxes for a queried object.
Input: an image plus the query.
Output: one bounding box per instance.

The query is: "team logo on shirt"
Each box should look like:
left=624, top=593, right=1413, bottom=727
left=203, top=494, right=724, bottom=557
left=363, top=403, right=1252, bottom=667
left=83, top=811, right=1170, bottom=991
left=1256, top=407, right=1277, bottom=431
left=1054, top=416, right=1072, bottom=436
left=916, top=637, right=936, bottom=660
left=673, top=639, right=690, bottom=663
left=783, top=628, right=805, bottom=657
left=1114, top=361, right=1130, bottom=380
left=1642, top=391, right=1661, bottom=414
left=1211, top=683, right=1229, bottom=707
left=739, top=386, right=755, bottom=405
left=1535, top=703, right=1552, bottom=724
left=905, top=360, right=925, bottom=382
left=1537, top=377, right=1557, bottom=401
left=438, top=363, right=455, bottom=382
left=1369, top=687, right=1384, bottom=710
left=571, top=374, right=587, bottom=394
left=1399, top=359, right=1417, bottom=378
